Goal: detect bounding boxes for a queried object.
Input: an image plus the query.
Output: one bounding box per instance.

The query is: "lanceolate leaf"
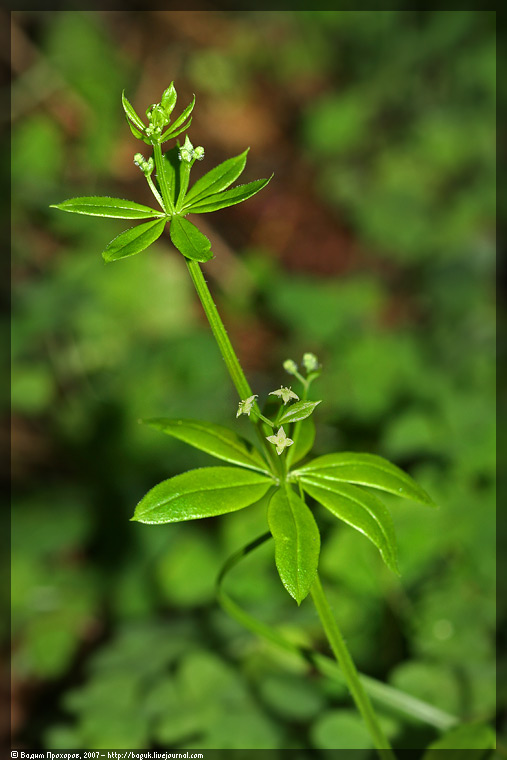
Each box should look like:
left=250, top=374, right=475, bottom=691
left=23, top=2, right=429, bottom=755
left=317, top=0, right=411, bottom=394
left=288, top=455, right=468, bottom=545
left=160, top=95, right=196, bottom=142
left=286, top=416, right=316, bottom=468
left=143, top=418, right=270, bottom=474
left=122, top=90, right=145, bottom=131
left=160, top=118, right=193, bottom=144
left=279, top=400, right=322, bottom=425
left=132, top=467, right=273, bottom=524
left=169, top=216, right=213, bottom=262
left=102, top=218, right=166, bottom=262
left=50, top=196, right=164, bottom=219
left=183, top=149, right=249, bottom=206
left=300, top=477, right=399, bottom=574
left=183, top=176, right=273, bottom=214
left=295, top=452, right=435, bottom=506
left=162, top=147, right=181, bottom=207
left=268, top=487, right=320, bottom=605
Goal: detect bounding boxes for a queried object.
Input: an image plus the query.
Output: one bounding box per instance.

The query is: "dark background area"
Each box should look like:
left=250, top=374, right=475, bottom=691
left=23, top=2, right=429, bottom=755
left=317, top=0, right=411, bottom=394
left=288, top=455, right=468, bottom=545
left=10, top=10, right=496, bottom=754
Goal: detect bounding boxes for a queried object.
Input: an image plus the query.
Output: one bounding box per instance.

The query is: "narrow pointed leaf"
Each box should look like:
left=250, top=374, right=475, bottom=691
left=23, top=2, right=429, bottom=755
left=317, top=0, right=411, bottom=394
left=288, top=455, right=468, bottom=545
left=300, top=477, right=399, bottom=574
left=183, top=176, right=273, bottom=214
left=132, top=466, right=272, bottom=524
left=122, top=90, right=145, bottom=131
left=268, top=487, right=320, bottom=605
left=162, top=146, right=181, bottom=207
left=169, top=216, right=213, bottom=262
left=143, top=418, right=270, bottom=474
left=164, top=95, right=195, bottom=134
left=183, top=149, right=250, bottom=206
left=102, top=218, right=166, bottom=262
left=160, top=118, right=193, bottom=144
left=279, top=400, right=321, bottom=425
left=161, top=82, right=177, bottom=116
left=286, top=416, right=316, bottom=468
left=295, top=452, right=435, bottom=506
left=51, top=196, right=164, bottom=219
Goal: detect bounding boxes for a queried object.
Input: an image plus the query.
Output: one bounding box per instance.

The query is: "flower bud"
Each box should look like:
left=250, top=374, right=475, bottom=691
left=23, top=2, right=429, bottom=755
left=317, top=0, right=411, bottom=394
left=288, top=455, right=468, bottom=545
left=193, top=146, right=205, bottom=161
left=283, top=359, right=298, bottom=376
left=147, top=104, right=169, bottom=128
left=179, top=135, right=194, bottom=163
left=303, top=353, right=319, bottom=373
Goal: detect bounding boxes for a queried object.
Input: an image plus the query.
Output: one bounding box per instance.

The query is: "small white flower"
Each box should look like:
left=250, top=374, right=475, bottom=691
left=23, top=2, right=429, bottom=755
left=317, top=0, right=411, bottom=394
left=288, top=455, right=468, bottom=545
left=269, top=386, right=299, bottom=405
left=266, top=426, right=294, bottom=455
left=236, top=394, right=258, bottom=418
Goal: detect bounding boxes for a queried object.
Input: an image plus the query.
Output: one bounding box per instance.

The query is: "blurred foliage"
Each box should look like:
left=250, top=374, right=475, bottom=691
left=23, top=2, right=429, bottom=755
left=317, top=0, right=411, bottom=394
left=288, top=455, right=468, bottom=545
left=11, top=9, right=496, bottom=753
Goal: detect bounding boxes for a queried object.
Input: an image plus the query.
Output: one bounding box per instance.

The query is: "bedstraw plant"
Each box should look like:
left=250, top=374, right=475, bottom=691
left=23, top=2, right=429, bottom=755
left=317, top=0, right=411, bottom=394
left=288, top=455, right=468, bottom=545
left=52, top=84, right=452, bottom=757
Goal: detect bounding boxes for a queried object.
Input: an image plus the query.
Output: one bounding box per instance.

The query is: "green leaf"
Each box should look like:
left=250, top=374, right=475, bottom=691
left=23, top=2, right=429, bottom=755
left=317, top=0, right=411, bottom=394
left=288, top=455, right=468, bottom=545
left=161, top=82, right=177, bottom=117
left=143, top=418, right=270, bottom=474
left=162, top=147, right=181, bottom=207
left=300, top=477, right=399, bottom=574
left=160, top=96, right=195, bottom=142
left=183, top=176, right=273, bottom=214
left=50, top=196, right=164, bottom=219
left=132, top=467, right=273, bottom=525
left=183, top=149, right=249, bottom=206
left=422, top=722, right=496, bottom=760
left=169, top=216, right=213, bottom=262
left=295, top=452, right=435, bottom=506
left=268, top=487, right=320, bottom=605
left=286, top=416, right=316, bottom=468
left=122, top=90, right=145, bottom=131
left=102, top=218, right=166, bottom=262
left=160, top=118, right=193, bottom=144
left=279, top=400, right=321, bottom=425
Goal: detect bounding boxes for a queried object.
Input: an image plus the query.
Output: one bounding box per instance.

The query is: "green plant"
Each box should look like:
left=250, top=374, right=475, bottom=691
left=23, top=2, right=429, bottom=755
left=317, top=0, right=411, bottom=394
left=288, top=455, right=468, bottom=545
left=51, top=84, right=494, bottom=756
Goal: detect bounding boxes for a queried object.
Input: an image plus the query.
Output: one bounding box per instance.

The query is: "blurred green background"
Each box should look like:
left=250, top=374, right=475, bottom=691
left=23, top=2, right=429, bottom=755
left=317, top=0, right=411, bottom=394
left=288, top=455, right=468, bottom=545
left=11, top=10, right=496, bottom=754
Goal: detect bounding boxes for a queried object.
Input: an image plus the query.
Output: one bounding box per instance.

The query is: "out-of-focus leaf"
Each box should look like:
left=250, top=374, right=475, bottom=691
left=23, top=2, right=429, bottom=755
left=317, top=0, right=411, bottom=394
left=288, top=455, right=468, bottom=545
left=286, top=416, right=316, bottom=468
left=422, top=722, right=496, bottom=759
left=132, top=467, right=273, bottom=524
left=268, top=487, right=320, bottom=604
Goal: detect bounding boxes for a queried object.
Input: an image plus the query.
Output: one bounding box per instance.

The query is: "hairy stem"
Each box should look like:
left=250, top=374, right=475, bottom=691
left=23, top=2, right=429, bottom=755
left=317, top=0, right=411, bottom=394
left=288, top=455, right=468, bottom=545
left=311, top=574, right=397, bottom=760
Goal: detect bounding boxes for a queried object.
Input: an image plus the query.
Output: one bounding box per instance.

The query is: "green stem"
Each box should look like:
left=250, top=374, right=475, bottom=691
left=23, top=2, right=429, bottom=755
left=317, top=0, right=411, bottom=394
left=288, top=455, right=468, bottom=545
left=311, top=574, right=396, bottom=760
left=146, top=174, right=166, bottom=212
left=186, top=259, right=254, bottom=400
left=185, top=259, right=281, bottom=476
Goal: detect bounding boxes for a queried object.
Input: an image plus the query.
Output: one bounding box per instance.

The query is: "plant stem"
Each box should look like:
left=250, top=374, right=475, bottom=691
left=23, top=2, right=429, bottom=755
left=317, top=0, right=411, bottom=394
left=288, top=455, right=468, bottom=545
left=311, top=574, right=397, bottom=760
left=186, top=259, right=254, bottom=400
left=185, top=259, right=281, bottom=476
